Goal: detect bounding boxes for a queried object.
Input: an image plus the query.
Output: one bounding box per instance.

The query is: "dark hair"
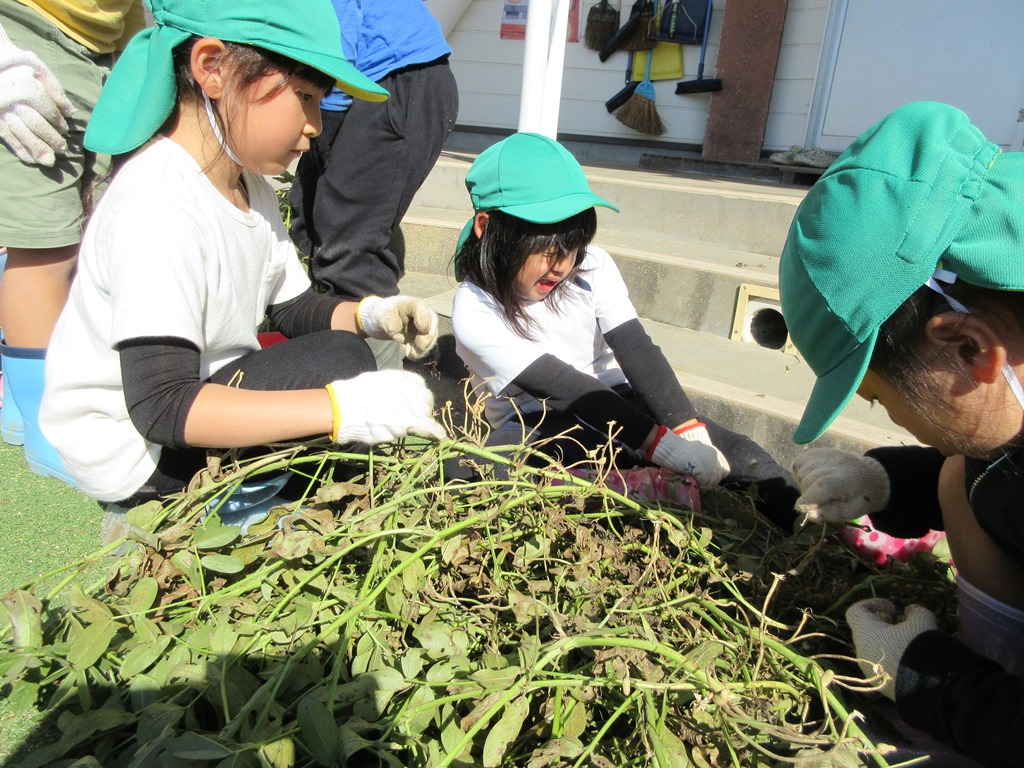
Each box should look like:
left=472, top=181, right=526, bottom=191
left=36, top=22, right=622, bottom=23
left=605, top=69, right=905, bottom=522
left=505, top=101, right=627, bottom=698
left=455, top=208, right=598, bottom=338
left=872, top=278, right=1024, bottom=419
left=170, top=37, right=335, bottom=154
left=85, top=38, right=334, bottom=217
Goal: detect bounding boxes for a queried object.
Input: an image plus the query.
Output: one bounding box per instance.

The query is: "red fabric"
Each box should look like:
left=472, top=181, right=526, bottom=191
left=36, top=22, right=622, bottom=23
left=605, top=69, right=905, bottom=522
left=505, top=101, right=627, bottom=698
left=646, top=424, right=668, bottom=461
left=257, top=332, right=288, bottom=349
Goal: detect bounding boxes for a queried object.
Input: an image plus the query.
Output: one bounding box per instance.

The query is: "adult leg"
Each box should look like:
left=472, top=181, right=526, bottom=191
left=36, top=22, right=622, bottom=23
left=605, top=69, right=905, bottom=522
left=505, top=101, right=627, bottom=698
left=309, top=59, right=459, bottom=302
left=0, top=2, right=111, bottom=346
left=287, top=109, right=347, bottom=260
left=0, top=245, right=77, bottom=347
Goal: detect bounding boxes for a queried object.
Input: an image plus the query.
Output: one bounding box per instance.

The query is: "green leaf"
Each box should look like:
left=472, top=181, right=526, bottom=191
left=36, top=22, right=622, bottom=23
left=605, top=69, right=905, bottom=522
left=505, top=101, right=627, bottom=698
left=7, top=679, right=39, bottom=712
left=128, top=577, right=160, bottom=613
left=1, top=589, right=43, bottom=648
left=337, top=725, right=373, bottom=762
left=297, top=697, right=340, bottom=767
left=259, top=736, right=295, bottom=768
left=400, top=685, right=436, bottom=735
left=650, top=727, right=691, bottom=768
left=67, top=617, right=117, bottom=670
left=194, top=516, right=241, bottom=549
left=482, top=695, right=530, bottom=767
left=200, top=553, right=245, bottom=574
left=136, top=702, right=185, bottom=745
left=164, top=732, right=234, bottom=760
left=121, top=635, right=172, bottom=678
left=352, top=667, right=406, bottom=722
left=213, top=752, right=262, bottom=768
left=526, top=737, right=585, bottom=768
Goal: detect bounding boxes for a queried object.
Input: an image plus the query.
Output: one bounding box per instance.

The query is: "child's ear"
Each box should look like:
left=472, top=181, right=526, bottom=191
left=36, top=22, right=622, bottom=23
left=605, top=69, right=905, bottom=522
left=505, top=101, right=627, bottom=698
left=925, top=311, right=1006, bottom=384
left=472, top=212, right=489, bottom=239
left=190, top=37, right=229, bottom=99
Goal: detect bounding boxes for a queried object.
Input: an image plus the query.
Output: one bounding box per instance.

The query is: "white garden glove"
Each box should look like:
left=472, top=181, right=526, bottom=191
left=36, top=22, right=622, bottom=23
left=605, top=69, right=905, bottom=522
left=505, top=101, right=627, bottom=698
left=356, top=295, right=439, bottom=360
left=0, top=24, right=76, bottom=167
left=846, top=598, right=939, bottom=699
left=326, top=370, right=446, bottom=444
left=647, top=423, right=730, bottom=487
left=791, top=447, right=890, bottom=525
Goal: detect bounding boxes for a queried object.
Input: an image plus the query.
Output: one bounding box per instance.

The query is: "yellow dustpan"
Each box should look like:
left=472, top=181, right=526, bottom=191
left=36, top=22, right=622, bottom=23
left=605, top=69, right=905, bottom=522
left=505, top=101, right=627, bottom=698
left=631, top=40, right=683, bottom=81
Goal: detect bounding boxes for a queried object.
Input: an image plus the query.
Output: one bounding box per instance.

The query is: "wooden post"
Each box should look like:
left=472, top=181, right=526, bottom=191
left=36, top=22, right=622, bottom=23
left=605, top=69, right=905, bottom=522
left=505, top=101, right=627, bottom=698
left=702, top=0, right=788, bottom=163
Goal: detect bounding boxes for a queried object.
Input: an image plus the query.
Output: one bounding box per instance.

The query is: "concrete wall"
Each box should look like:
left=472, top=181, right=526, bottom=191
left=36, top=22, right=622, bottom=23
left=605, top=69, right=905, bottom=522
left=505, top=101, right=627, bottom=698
left=445, top=0, right=828, bottom=152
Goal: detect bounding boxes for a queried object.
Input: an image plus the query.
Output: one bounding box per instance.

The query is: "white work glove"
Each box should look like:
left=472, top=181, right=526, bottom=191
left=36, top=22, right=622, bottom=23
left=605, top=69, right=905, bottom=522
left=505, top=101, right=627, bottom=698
left=791, top=447, right=890, bottom=525
left=647, top=423, right=730, bottom=487
left=846, top=598, right=939, bottom=699
left=326, top=370, right=446, bottom=444
left=0, top=25, right=76, bottom=167
left=356, top=295, right=439, bottom=360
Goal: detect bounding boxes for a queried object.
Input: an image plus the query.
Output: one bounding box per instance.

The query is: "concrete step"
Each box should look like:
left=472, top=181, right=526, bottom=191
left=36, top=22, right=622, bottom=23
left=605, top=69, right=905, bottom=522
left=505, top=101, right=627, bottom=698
left=400, top=205, right=782, bottom=339
left=414, top=150, right=808, bottom=256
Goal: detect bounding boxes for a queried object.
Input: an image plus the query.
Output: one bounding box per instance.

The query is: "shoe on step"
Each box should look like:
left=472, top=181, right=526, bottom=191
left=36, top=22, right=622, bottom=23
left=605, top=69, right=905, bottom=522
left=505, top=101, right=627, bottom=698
left=791, top=147, right=839, bottom=168
left=768, top=145, right=802, bottom=165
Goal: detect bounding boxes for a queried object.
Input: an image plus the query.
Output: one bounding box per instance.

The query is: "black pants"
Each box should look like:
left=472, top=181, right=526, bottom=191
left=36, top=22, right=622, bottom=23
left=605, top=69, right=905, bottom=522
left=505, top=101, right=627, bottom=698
left=119, top=331, right=376, bottom=505
left=289, top=58, right=459, bottom=301
left=450, top=390, right=800, bottom=531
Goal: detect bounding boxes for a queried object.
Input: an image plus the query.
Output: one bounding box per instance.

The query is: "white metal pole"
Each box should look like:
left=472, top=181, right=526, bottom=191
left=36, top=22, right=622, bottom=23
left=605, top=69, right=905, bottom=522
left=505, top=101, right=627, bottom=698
left=518, top=0, right=552, bottom=134
left=540, top=0, right=569, bottom=138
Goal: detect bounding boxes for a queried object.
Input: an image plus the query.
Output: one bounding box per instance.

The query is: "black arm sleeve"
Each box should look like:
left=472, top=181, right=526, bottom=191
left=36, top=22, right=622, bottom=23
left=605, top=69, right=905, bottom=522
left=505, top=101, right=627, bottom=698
left=512, top=353, right=656, bottom=448
left=118, top=337, right=205, bottom=449
left=604, top=318, right=699, bottom=426
left=267, top=288, right=340, bottom=338
left=864, top=445, right=945, bottom=537
left=898, top=629, right=1024, bottom=768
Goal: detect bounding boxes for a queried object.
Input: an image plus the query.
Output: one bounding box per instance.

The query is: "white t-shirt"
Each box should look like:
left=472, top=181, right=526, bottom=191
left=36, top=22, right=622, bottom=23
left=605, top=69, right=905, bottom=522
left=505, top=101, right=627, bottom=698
left=40, top=138, right=311, bottom=501
left=452, top=245, right=638, bottom=427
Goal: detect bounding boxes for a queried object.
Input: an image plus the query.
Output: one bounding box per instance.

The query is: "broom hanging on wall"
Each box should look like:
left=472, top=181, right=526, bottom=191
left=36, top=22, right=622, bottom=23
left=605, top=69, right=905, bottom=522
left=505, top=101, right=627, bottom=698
left=615, top=45, right=666, bottom=134
left=584, top=0, right=620, bottom=51
left=620, top=0, right=656, bottom=51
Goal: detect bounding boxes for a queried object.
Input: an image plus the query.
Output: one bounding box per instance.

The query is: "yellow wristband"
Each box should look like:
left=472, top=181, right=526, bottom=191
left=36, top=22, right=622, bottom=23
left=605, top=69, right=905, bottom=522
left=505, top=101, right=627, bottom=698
left=325, top=385, right=342, bottom=441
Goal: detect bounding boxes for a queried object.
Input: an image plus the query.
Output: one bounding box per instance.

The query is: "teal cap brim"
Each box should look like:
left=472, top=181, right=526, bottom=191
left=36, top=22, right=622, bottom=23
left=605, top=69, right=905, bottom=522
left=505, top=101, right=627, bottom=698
left=85, top=2, right=389, bottom=156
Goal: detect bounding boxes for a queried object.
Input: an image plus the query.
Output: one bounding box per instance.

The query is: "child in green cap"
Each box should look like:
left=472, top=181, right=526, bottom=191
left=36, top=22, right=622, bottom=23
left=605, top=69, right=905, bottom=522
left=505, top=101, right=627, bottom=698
left=780, top=101, right=1024, bottom=767
left=36, top=0, right=445, bottom=525
left=451, top=132, right=800, bottom=530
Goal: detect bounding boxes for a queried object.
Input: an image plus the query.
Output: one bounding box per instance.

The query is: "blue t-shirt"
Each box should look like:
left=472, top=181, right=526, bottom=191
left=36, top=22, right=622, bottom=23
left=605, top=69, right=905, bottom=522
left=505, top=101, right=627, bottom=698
left=322, top=0, right=452, bottom=112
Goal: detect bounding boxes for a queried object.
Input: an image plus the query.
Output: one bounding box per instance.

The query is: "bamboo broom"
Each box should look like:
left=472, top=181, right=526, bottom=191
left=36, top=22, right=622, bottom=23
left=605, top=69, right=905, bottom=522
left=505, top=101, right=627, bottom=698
left=615, top=46, right=665, bottom=135
left=584, top=0, right=620, bottom=51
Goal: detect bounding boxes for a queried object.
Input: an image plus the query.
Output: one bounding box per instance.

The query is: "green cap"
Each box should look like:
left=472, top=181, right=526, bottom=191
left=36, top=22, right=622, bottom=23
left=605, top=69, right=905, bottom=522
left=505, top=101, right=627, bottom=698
left=84, top=0, right=389, bottom=155
left=780, top=101, right=1024, bottom=444
left=454, top=132, right=620, bottom=258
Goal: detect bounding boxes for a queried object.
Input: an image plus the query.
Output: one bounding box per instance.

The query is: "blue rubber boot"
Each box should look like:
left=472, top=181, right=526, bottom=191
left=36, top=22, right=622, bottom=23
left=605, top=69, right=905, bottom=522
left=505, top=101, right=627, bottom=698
left=206, top=472, right=292, bottom=535
left=1, top=365, right=25, bottom=445
left=0, top=343, right=78, bottom=487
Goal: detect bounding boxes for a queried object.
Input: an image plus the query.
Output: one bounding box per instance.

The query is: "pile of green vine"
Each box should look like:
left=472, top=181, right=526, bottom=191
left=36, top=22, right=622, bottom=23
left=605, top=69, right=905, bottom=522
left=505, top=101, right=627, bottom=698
left=0, top=406, right=955, bottom=768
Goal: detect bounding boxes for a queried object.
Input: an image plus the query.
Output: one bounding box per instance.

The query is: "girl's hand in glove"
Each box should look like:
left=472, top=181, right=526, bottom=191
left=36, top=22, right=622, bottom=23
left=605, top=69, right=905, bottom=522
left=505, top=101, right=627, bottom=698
left=791, top=447, right=890, bottom=525
left=0, top=25, right=76, bottom=167
left=357, top=295, right=439, bottom=359
left=326, top=370, right=446, bottom=444
left=647, top=424, right=730, bottom=487
left=846, top=598, right=939, bottom=699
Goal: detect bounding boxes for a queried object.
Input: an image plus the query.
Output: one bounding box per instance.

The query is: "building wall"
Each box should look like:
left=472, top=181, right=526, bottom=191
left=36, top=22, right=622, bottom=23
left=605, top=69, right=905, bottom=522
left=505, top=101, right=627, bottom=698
left=446, top=0, right=829, bottom=153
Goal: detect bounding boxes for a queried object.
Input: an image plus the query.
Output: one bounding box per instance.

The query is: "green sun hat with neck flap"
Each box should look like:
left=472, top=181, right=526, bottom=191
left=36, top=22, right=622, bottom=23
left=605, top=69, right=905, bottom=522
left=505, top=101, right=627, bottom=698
left=454, top=132, right=620, bottom=273
left=84, top=0, right=389, bottom=156
left=779, top=100, right=1024, bottom=444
